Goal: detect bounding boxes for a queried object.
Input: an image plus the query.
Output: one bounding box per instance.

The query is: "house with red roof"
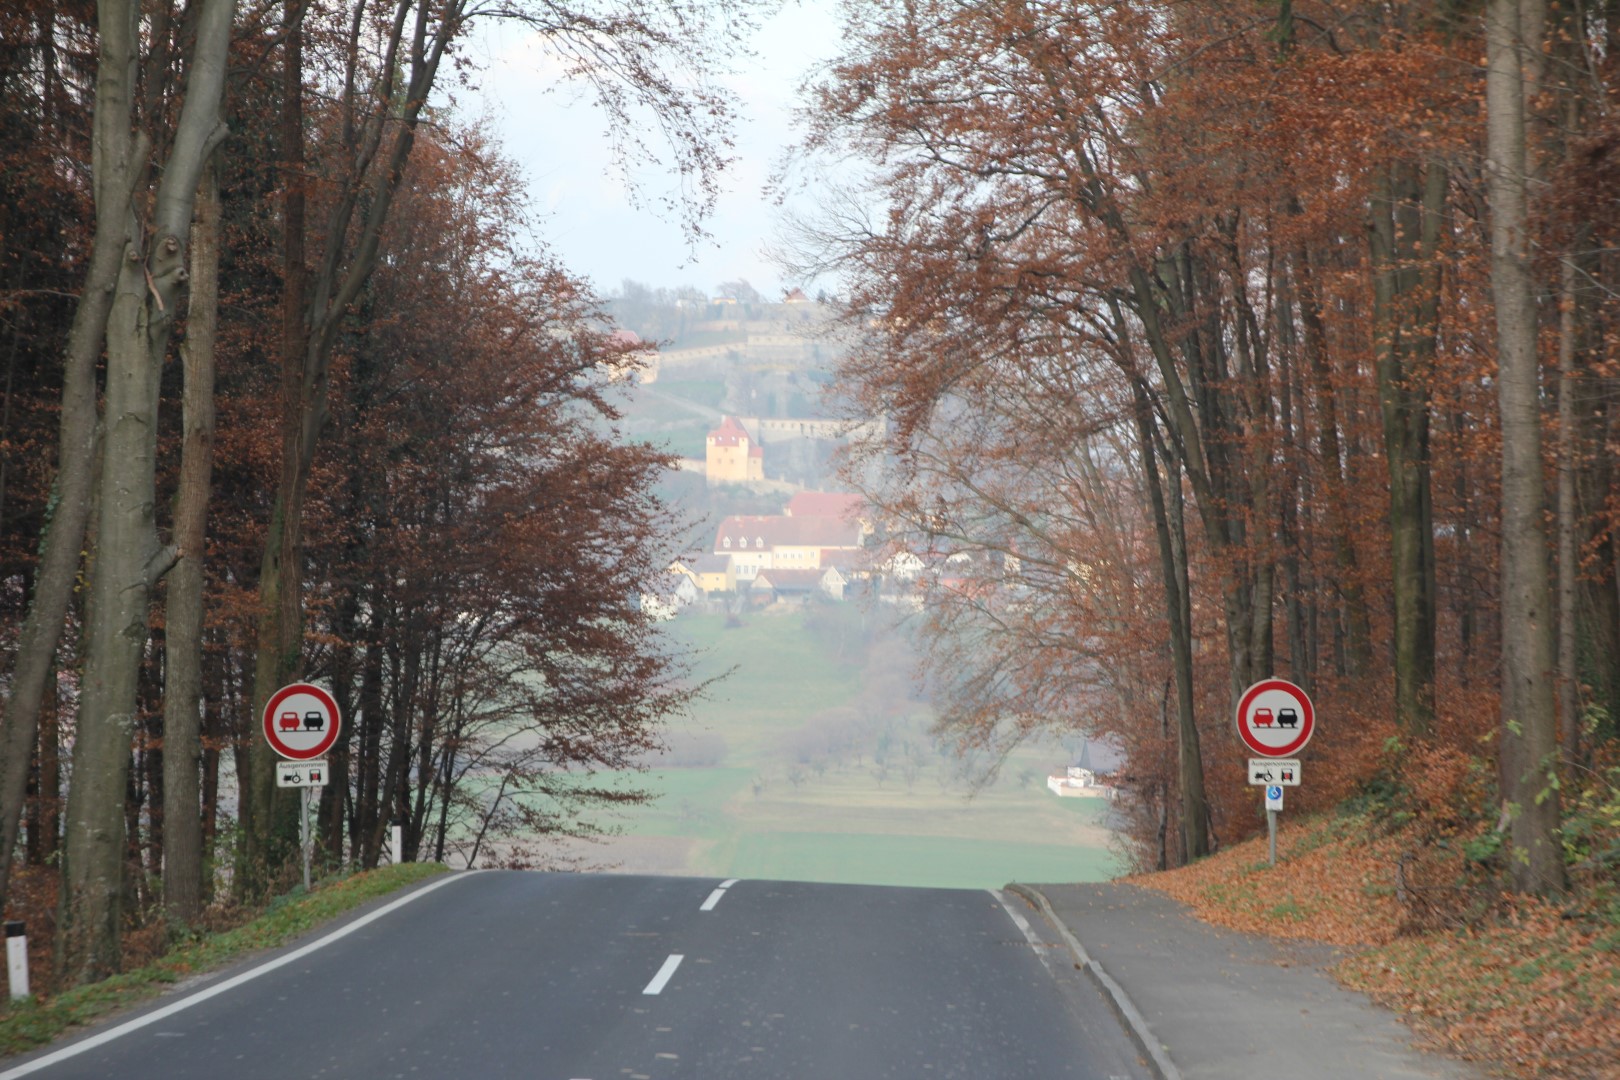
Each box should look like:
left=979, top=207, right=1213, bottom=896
left=712, top=513, right=864, bottom=584
left=784, top=491, right=868, bottom=531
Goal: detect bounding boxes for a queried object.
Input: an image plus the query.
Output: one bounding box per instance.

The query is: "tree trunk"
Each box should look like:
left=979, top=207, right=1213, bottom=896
left=57, top=0, right=234, bottom=983
left=1486, top=0, right=1565, bottom=896
left=1295, top=248, right=1372, bottom=676
left=60, top=247, right=174, bottom=983
left=0, top=0, right=142, bottom=918
left=24, top=669, right=60, bottom=867
left=1368, top=159, right=1444, bottom=741
left=239, top=0, right=311, bottom=902
left=1556, top=251, right=1580, bottom=767
left=200, top=634, right=225, bottom=902
left=162, top=157, right=221, bottom=926
left=1130, top=376, right=1209, bottom=861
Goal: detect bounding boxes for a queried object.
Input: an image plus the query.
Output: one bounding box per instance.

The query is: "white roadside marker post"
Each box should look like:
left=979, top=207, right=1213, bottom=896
left=6, top=921, right=28, bottom=1000
left=391, top=822, right=403, bottom=865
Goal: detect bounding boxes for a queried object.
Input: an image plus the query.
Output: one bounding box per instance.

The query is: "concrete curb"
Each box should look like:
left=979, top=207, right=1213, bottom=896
left=1005, top=882, right=1182, bottom=1080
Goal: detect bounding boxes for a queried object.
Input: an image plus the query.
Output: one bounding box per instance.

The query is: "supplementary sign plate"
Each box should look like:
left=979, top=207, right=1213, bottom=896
left=1247, top=758, right=1301, bottom=786
left=276, top=759, right=328, bottom=788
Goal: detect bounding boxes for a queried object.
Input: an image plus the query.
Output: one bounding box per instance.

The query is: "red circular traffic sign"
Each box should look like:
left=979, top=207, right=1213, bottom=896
left=1235, top=678, right=1314, bottom=757
left=262, top=682, right=341, bottom=760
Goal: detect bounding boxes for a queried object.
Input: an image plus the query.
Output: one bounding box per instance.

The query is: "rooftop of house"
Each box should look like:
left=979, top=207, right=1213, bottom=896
left=708, top=415, right=751, bottom=447
left=785, top=491, right=866, bottom=522
left=713, top=514, right=863, bottom=552
left=674, top=553, right=731, bottom=574
left=753, top=567, right=825, bottom=589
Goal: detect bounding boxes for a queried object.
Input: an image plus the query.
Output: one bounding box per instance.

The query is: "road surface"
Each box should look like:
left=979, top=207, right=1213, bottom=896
left=4, top=872, right=1151, bottom=1079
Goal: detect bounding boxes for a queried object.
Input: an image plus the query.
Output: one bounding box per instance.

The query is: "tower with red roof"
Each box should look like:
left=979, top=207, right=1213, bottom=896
left=705, top=415, right=765, bottom=484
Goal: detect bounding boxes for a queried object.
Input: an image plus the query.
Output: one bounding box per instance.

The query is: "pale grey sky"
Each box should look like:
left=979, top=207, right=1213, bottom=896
left=461, top=2, right=845, bottom=300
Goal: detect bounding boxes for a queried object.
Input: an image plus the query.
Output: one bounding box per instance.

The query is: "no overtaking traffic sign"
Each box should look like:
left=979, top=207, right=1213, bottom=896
left=1235, top=678, right=1314, bottom=758
left=262, top=682, right=342, bottom=761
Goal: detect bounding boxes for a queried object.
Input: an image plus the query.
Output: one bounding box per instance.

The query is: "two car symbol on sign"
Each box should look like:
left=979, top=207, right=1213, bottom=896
left=1250, top=707, right=1299, bottom=729
left=278, top=710, right=327, bottom=732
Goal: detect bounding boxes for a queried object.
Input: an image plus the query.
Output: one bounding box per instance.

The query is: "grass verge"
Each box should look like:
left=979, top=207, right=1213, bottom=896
left=0, top=862, right=449, bottom=1059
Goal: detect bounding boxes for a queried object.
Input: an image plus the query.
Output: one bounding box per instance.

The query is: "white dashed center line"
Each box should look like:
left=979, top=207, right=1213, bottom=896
left=643, top=954, right=684, bottom=995
left=700, top=878, right=741, bottom=912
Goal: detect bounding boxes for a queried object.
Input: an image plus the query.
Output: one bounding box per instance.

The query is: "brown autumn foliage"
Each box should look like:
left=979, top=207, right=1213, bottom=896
left=0, top=0, right=727, bottom=976
left=800, top=0, right=1614, bottom=878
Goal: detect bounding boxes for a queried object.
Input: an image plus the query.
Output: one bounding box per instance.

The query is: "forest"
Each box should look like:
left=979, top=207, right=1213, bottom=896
left=0, top=0, right=751, bottom=990
left=791, top=0, right=1620, bottom=904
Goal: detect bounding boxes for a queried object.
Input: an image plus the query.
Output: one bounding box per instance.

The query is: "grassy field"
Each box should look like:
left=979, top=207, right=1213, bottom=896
left=569, top=606, right=1122, bottom=890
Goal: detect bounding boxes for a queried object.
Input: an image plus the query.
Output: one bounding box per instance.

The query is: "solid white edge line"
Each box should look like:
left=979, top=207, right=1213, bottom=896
left=642, top=953, right=683, bottom=995
left=989, top=889, right=1042, bottom=958
left=699, top=889, right=727, bottom=912
left=1001, top=883, right=1182, bottom=1080
left=718, top=879, right=739, bottom=889
left=0, top=870, right=483, bottom=1080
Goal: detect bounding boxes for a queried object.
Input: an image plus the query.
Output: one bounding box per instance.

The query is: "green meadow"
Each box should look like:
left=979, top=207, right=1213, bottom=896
left=569, top=605, right=1122, bottom=890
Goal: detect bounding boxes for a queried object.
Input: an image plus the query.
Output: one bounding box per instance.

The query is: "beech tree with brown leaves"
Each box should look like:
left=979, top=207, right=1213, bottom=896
left=796, top=0, right=1620, bottom=887
left=304, top=130, right=703, bottom=871
left=237, top=0, right=755, bottom=898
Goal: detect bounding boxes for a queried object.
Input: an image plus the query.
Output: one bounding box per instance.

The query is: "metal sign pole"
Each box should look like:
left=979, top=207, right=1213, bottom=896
left=300, top=785, right=311, bottom=891
left=1267, top=808, right=1277, bottom=868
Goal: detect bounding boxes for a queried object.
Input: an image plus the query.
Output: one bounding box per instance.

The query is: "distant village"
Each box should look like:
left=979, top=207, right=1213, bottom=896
left=646, top=413, right=878, bottom=614
left=658, top=409, right=1121, bottom=804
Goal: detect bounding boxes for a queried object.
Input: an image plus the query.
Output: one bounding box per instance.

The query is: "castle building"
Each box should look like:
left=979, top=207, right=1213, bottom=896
left=705, top=414, right=764, bottom=485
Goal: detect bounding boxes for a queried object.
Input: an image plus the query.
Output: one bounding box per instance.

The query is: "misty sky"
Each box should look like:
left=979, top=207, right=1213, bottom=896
left=461, top=2, right=845, bottom=300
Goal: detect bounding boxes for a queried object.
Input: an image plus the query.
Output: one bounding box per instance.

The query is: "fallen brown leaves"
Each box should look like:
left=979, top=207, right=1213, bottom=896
left=1130, top=812, right=1620, bottom=1079
left=1130, top=812, right=1407, bottom=948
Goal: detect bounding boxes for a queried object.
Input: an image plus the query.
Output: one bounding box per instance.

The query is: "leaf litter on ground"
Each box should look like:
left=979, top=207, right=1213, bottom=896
left=1129, top=811, right=1620, bottom=1079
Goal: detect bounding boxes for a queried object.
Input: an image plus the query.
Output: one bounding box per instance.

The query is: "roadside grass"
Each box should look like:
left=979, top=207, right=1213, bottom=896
left=1134, top=812, right=1620, bottom=1078
left=0, top=862, right=448, bottom=1059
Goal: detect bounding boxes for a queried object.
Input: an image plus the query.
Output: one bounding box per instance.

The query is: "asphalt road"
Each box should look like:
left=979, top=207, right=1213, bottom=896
left=4, top=872, right=1152, bottom=1080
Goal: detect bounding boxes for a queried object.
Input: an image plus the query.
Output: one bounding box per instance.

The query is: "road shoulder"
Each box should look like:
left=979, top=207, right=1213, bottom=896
left=1011, top=880, right=1486, bottom=1080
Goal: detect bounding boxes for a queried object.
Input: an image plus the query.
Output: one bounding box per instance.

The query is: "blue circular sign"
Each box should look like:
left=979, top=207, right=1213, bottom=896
left=1266, top=785, right=1283, bottom=801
